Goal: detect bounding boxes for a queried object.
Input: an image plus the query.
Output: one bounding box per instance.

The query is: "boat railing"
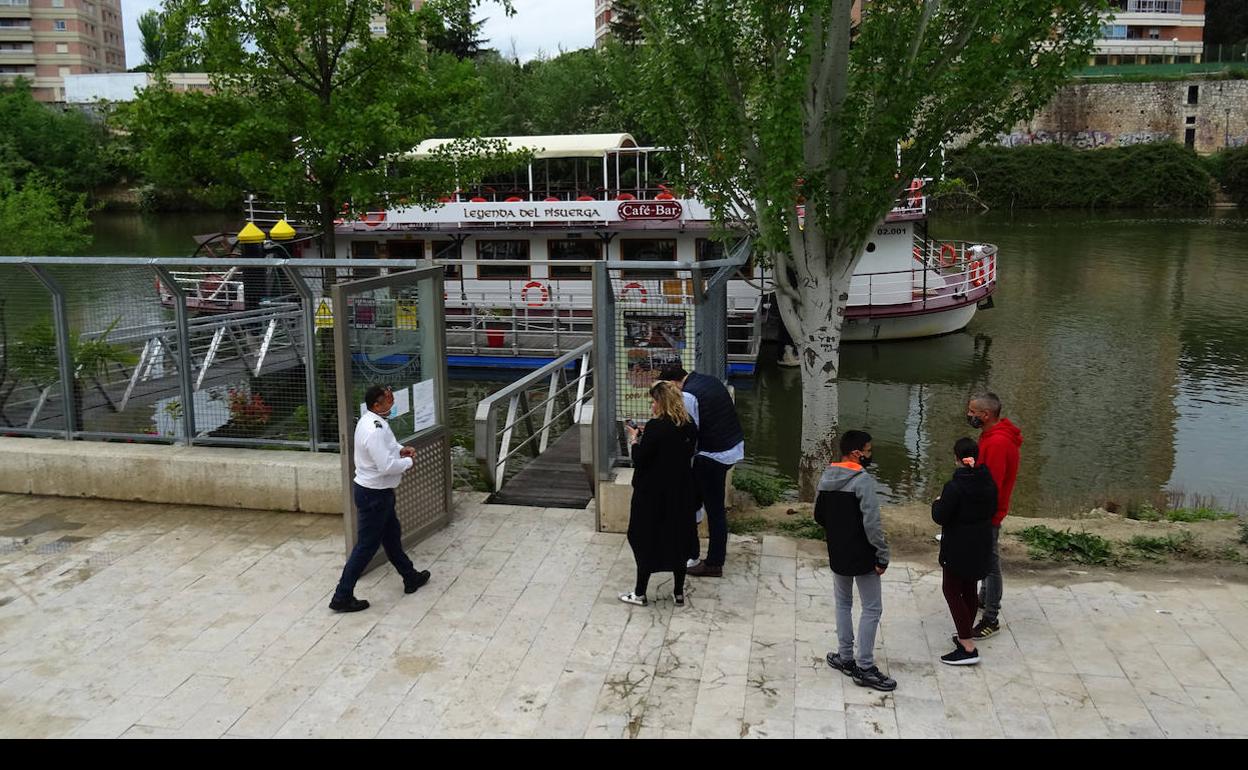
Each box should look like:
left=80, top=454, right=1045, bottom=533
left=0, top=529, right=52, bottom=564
left=852, top=242, right=997, bottom=310
left=157, top=269, right=246, bottom=309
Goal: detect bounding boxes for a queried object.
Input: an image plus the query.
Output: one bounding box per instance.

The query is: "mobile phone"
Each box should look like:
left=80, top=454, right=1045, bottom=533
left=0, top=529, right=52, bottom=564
left=625, top=419, right=638, bottom=430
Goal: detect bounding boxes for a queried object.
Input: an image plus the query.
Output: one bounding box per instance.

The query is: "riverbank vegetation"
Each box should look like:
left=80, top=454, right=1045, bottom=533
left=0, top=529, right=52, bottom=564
left=937, top=143, right=1226, bottom=210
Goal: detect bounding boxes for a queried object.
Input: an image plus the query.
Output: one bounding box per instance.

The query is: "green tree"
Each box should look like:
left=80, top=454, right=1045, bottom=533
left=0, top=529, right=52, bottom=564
left=425, top=0, right=492, bottom=59
left=0, top=81, right=111, bottom=196
left=136, top=7, right=197, bottom=72
left=1204, top=0, right=1248, bottom=46
left=0, top=176, right=93, bottom=256
left=153, top=0, right=521, bottom=257
left=608, top=0, right=645, bottom=46
left=630, top=0, right=1107, bottom=497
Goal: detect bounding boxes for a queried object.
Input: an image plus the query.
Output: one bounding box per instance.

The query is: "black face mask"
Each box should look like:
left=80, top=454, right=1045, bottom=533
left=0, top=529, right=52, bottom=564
left=967, top=415, right=985, bottom=429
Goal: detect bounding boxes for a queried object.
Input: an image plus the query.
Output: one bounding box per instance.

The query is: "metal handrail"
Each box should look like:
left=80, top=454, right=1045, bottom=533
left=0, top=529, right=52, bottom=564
left=473, top=342, right=594, bottom=491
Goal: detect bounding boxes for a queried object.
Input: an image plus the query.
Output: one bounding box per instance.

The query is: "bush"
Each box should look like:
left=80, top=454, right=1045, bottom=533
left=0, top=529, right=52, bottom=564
left=1209, top=146, right=1248, bottom=208
left=945, top=143, right=1215, bottom=209
left=1017, top=526, right=1116, bottom=565
left=732, top=468, right=794, bottom=507
left=1163, top=507, right=1237, bottom=523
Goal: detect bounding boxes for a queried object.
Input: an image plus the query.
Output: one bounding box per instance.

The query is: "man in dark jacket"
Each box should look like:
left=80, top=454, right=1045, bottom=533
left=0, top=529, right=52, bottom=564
left=814, top=430, right=896, bottom=692
left=966, top=392, right=1023, bottom=639
left=659, top=367, right=745, bottom=578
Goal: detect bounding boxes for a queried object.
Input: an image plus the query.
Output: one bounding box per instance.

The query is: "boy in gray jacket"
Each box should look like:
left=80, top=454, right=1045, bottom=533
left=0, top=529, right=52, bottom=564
left=813, top=430, right=897, bottom=692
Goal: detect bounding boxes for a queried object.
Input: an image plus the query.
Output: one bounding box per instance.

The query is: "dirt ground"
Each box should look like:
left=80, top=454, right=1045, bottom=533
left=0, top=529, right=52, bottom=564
left=728, top=493, right=1248, bottom=584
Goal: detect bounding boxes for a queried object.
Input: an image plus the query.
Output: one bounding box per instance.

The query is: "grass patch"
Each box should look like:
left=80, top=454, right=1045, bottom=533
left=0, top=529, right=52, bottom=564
left=1016, top=526, right=1116, bottom=565
left=727, top=516, right=769, bottom=536
left=777, top=517, right=825, bottom=541
left=1126, top=531, right=1204, bottom=561
left=732, top=468, right=794, bottom=507
left=1163, top=507, right=1238, bottom=523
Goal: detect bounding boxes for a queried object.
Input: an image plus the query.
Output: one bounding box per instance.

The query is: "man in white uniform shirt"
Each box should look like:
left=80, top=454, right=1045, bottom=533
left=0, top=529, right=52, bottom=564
left=329, top=385, right=431, bottom=613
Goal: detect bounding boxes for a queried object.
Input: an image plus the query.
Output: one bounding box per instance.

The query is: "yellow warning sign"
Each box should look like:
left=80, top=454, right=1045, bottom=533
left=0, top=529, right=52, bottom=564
left=315, top=299, right=333, bottom=329
left=396, top=302, right=419, bottom=331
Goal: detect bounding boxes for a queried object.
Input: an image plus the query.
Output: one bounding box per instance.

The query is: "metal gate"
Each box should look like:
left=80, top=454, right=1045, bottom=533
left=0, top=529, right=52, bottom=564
left=332, top=266, right=451, bottom=566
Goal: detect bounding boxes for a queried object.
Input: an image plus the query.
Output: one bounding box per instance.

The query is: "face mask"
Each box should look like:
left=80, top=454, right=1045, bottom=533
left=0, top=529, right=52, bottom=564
left=966, top=415, right=985, bottom=429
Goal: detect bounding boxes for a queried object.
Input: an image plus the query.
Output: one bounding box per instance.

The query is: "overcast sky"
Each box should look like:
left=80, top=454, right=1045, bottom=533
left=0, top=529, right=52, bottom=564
left=120, top=0, right=595, bottom=70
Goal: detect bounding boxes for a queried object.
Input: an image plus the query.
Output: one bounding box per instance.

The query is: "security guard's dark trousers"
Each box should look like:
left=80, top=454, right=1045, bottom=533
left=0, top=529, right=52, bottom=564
left=333, top=483, right=417, bottom=601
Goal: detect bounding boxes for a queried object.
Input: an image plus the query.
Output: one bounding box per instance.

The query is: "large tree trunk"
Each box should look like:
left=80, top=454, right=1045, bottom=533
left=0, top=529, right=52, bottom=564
left=775, top=230, right=856, bottom=502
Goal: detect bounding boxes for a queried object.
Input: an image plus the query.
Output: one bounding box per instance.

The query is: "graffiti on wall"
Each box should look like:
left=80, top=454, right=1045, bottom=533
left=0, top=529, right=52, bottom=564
left=996, top=130, right=1171, bottom=149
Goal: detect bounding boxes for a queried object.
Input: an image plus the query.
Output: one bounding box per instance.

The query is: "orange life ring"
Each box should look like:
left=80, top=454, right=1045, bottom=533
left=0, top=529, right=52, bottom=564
left=939, top=243, right=958, bottom=268
left=521, top=281, right=550, bottom=308
left=970, top=259, right=987, bottom=287
left=621, top=282, right=648, bottom=304
left=359, top=211, right=386, bottom=227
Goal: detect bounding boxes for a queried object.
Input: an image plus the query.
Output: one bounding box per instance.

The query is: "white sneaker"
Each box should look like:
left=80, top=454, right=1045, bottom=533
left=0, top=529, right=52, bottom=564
left=686, top=558, right=701, bottom=569
left=618, top=592, right=648, bottom=607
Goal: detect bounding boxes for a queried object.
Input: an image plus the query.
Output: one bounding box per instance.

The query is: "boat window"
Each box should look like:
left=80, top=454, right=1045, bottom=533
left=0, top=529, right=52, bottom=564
left=696, top=239, right=726, bottom=261
left=432, top=240, right=461, bottom=278
left=352, top=241, right=378, bottom=259
left=549, top=239, right=601, bottom=279
left=620, top=238, right=677, bottom=278
left=476, top=239, right=531, bottom=279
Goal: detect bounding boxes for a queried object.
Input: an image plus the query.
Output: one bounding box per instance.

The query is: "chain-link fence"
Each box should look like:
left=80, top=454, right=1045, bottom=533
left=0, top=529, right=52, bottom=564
left=0, top=257, right=432, bottom=452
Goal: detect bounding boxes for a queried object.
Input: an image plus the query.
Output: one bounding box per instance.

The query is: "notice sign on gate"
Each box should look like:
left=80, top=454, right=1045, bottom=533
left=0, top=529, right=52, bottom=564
left=616, top=307, right=695, bottom=421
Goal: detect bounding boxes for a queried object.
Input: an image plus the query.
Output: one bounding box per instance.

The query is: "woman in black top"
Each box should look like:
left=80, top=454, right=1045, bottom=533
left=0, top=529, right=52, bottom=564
left=619, top=381, right=700, bottom=607
left=932, top=437, right=997, bottom=666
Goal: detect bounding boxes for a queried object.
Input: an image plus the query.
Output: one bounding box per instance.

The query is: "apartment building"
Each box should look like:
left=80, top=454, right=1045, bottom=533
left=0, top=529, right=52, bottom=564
left=0, top=0, right=126, bottom=102
left=1096, top=0, right=1206, bottom=65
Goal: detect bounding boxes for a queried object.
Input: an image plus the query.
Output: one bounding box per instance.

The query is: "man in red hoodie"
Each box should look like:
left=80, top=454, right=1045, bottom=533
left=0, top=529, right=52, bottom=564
left=967, top=392, right=1022, bottom=639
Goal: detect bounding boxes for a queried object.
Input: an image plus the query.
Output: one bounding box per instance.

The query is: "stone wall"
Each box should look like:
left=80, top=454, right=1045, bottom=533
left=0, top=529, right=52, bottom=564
left=983, top=80, right=1248, bottom=154
left=0, top=438, right=342, bottom=514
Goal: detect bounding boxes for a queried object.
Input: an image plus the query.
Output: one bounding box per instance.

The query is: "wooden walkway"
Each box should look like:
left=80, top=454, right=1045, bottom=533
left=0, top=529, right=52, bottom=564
left=489, top=429, right=593, bottom=509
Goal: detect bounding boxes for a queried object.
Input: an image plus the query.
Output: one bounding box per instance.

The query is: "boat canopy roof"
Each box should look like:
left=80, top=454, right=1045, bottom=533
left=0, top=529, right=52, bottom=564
left=410, top=133, right=640, bottom=160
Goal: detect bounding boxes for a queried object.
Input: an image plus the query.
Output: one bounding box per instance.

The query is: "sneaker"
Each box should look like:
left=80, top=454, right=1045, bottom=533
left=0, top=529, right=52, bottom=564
left=852, top=665, right=898, bottom=692
left=404, top=570, right=431, bottom=594
left=941, top=646, right=981, bottom=666
left=972, top=618, right=1000, bottom=639
left=329, top=596, right=370, bottom=613
left=686, top=558, right=700, bottom=569
left=687, top=562, right=723, bottom=578
left=826, top=652, right=857, bottom=676
left=673, top=594, right=685, bottom=607
left=618, top=592, right=648, bottom=607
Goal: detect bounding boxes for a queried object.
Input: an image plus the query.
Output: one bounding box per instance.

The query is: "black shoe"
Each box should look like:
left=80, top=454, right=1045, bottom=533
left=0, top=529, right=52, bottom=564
left=941, top=646, right=981, bottom=666
left=852, top=665, right=897, bottom=692
left=673, top=593, right=685, bottom=607
left=404, top=570, right=431, bottom=594
left=687, top=561, right=722, bottom=578
left=329, top=596, right=370, bottom=613
left=972, top=618, right=1000, bottom=640
left=826, top=652, right=857, bottom=676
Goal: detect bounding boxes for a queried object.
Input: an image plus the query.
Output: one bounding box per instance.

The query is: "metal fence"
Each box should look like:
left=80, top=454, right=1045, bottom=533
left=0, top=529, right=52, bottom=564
left=590, top=240, right=751, bottom=486
left=0, top=257, right=434, bottom=452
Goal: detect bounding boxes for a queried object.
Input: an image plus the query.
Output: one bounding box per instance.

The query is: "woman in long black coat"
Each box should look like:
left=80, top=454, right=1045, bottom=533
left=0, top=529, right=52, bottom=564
left=932, top=437, right=997, bottom=666
left=619, top=380, right=699, bottom=608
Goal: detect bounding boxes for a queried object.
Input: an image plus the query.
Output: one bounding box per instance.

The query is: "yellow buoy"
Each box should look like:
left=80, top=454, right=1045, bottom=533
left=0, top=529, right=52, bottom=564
left=269, top=219, right=296, bottom=241
left=237, top=221, right=266, bottom=244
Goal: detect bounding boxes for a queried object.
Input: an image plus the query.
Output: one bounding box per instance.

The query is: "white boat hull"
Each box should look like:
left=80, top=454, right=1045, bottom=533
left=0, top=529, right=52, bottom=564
left=841, top=303, right=979, bottom=342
